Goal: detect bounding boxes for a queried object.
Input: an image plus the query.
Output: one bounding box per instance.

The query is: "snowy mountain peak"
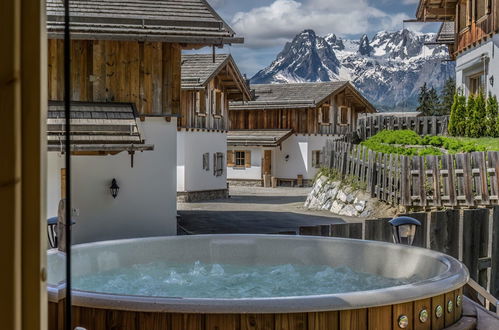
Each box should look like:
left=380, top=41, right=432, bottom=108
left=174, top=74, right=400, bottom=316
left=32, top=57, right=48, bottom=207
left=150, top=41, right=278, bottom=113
left=358, top=34, right=373, bottom=56
left=251, top=29, right=455, bottom=111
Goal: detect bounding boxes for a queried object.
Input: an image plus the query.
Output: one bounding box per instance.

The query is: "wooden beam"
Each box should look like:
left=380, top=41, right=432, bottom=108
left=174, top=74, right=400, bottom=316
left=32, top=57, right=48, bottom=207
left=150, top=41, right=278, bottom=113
left=1, top=0, right=46, bottom=330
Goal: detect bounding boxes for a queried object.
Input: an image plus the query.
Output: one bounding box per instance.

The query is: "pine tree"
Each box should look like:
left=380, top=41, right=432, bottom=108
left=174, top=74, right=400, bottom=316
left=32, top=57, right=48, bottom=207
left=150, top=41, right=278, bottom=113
left=486, top=94, right=499, bottom=137
left=468, top=92, right=486, bottom=138
left=448, top=92, right=463, bottom=136
left=465, top=94, right=476, bottom=137
left=417, top=83, right=440, bottom=116
left=439, top=78, right=456, bottom=115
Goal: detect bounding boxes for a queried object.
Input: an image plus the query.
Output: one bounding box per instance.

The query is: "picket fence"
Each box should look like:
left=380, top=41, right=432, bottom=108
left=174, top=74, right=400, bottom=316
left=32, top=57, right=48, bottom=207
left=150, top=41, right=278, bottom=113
left=322, top=140, right=499, bottom=208
left=356, top=115, right=449, bottom=140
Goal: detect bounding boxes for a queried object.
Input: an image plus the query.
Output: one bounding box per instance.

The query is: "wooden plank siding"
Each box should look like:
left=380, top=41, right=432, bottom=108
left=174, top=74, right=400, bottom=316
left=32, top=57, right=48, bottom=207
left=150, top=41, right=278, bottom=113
left=47, top=39, right=181, bottom=115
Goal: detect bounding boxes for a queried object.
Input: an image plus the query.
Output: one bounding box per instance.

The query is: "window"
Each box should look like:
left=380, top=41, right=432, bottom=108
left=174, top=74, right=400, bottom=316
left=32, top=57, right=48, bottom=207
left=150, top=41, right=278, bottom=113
left=476, top=0, right=487, bottom=20
left=339, top=106, right=349, bottom=125
left=459, top=1, right=468, bottom=31
left=320, top=106, right=330, bottom=123
left=202, top=152, right=210, bottom=171
left=235, top=151, right=246, bottom=167
left=213, top=152, right=224, bottom=177
left=312, top=150, right=322, bottom=168
left=468, top=72, right=486, bottom=95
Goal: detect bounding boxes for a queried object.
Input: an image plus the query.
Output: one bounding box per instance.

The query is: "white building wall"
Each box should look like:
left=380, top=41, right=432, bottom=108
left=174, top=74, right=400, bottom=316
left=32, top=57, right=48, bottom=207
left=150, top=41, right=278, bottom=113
left=227, top=135, right=331, bottom=181
left=274, top=135, right=330, bottom=180
left=455, top=35, right=499, bottom=98
left=227, top=147, right=263, bottom=180
left=176, top=131, right=227, bottom=192
left=47, top=117, right=178, bottom=244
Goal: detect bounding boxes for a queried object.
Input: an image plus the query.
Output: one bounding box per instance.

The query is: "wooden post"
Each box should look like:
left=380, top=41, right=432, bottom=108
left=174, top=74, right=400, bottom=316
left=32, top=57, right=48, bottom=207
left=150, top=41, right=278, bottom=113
left=0, top=0, right=47, bottom=329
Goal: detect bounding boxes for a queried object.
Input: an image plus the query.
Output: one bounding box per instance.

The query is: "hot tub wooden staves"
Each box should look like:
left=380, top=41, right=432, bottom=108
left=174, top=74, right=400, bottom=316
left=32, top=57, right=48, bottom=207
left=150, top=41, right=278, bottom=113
left=49, top=287, right=464, bottom=330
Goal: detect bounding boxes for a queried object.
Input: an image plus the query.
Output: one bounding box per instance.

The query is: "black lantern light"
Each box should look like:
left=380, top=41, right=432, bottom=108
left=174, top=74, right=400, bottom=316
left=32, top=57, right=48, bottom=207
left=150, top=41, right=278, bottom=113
left=110, top=178, right=120, bottom=199
left=389, top=216, right=421, bottom=246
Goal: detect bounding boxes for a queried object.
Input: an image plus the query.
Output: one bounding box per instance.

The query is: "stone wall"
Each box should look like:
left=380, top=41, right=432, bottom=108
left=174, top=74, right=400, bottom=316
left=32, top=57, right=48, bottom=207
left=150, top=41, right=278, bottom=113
left=177, top=189, right=229, bottom=203
left=304, top=175, right=396, bottom=218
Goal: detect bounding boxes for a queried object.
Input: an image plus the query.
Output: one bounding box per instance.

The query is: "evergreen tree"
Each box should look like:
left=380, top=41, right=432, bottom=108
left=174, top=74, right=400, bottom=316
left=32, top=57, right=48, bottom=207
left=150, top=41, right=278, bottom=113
left=417, top=83, right=440, bottom=115
left=465, top=94, right=476, bottom=137
left=439, top=78, right=456, bottom=115
left=468, top=92, right=486, bottom=138
left=487, top=94, right=499, bottom=137
left=448, top=92, right=467, bottom=136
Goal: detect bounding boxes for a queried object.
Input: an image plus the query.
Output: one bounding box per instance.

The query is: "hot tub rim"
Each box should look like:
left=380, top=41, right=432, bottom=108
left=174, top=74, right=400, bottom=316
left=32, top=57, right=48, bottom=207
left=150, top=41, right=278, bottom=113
left=47, top=234, right=469, bottom=314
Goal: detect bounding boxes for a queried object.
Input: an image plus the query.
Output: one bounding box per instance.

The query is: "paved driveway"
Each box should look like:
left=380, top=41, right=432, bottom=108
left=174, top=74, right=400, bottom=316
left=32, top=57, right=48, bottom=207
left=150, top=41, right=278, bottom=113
left=178, top=186, right=346, bottom=234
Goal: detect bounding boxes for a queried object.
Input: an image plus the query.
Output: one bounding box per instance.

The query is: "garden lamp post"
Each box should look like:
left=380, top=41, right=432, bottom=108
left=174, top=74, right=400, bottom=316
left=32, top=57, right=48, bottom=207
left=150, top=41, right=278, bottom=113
left=389, top=216, right=421, bottom=246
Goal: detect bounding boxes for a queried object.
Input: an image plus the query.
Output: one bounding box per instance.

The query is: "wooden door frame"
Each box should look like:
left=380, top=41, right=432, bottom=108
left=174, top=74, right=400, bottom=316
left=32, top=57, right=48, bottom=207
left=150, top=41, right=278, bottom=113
left=0, top=0, right=47, bottom=329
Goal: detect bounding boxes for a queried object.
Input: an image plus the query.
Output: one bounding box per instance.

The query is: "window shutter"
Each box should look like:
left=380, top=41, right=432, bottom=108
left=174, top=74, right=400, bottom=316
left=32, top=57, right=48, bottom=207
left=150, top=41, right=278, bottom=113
left=211, top=90, right=216, bottom=114
left=227, top=150, right=235, bottom=167
left=312, top=151, right=318, bottom=168
left=245, top=151, right=251, bottom=168
left=199, top=90, right=206, bottom=114
left=195, top=92, right=201, bottom=113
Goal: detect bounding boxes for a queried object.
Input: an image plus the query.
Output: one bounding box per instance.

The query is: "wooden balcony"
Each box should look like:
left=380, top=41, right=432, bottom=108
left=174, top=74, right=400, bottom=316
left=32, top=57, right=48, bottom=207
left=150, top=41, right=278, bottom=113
left=456, top=14, right=496, bottom=54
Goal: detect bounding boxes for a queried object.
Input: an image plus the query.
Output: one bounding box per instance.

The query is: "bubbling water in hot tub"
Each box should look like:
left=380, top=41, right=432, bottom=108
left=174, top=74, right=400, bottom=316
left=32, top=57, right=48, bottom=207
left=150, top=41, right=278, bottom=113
left=72, top=260, right=417, bottom=299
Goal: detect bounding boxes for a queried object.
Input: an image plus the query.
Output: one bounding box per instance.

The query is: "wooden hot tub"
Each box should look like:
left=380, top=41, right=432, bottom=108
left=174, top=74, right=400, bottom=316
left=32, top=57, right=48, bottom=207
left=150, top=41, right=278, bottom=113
left=47, top=235, right=468, bottom=329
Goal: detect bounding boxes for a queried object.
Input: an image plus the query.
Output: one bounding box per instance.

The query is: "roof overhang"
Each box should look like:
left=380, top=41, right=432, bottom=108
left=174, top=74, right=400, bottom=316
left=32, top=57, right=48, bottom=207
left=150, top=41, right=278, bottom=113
left=227, top=130, right=293, bottom=147
left=47, top=101, right=154, bottom=154
left=416, top=0, right=458, bottom=21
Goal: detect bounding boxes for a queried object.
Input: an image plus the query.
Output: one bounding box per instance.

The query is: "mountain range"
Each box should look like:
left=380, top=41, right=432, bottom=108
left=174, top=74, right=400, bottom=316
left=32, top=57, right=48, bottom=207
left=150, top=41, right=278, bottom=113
left=251, top=29, right=455, bottom=111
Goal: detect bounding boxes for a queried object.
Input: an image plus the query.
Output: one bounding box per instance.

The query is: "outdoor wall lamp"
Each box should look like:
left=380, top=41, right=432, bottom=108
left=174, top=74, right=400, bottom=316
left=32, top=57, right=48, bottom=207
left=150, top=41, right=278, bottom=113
left=285, top=154, right=290, bottom=162
left=110, top=178, right=120, bottom=199
left=490, top=75, right=494, bottom=87
left=389, top=216, right=421, bottom=246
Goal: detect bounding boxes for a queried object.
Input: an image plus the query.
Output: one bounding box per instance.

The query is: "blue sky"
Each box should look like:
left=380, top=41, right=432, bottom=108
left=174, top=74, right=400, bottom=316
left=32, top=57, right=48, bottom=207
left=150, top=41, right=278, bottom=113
left=202, top=0, right=437, bottom=77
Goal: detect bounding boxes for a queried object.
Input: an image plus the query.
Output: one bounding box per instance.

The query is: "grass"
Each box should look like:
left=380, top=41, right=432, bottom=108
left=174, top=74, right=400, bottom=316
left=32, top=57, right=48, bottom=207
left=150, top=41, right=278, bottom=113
left=454, top=137, right=499, bottom=151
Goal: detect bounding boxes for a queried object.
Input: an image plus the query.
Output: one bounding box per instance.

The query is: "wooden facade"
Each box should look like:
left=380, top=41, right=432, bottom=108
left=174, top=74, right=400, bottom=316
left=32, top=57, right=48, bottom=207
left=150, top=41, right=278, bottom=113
left=417, top=0, right=499, bottom=56
left=229, top=83, right=375, bottom=135
left=48, top=39, right=182, bottom=116
left=179, top=55, right=250, bottom=131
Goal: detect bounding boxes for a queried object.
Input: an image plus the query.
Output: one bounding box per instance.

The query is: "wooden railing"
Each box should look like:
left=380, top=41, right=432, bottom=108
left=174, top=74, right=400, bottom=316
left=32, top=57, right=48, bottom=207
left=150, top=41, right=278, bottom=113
left=356, top=115, right=449, bottom=140
left=322, top=140, right=499, bottom=208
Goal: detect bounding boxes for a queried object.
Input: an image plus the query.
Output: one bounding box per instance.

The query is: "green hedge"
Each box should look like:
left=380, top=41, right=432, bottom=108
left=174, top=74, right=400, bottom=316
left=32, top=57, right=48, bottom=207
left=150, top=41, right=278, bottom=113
left=361, top=130, right=486, bottom=156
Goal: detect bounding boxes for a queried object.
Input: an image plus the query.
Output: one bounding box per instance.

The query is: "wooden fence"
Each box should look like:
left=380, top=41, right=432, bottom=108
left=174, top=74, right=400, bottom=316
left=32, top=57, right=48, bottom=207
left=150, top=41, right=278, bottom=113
left=356, top=115, right=449, bottom=140
left=322, top=140, right=499, bottom=208
left=292, top=207, right=499, bottom=310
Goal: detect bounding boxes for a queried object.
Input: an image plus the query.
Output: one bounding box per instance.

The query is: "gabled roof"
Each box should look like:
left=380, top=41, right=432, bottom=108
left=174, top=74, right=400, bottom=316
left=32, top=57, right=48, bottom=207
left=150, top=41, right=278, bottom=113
left=227, top=130, right=293, bottom=147
left=230, top=81, right=375, bottom=112
left=47, top=102, right=154, bottom=153
left=181, top=54, right=251, bottom=100
left=46, top=0, right=243, bottom=45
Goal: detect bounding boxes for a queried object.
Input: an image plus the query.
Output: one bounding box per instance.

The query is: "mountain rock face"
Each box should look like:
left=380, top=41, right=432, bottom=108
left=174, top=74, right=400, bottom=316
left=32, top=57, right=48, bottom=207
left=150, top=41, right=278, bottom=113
left=251, top=29, right=455, bottom=111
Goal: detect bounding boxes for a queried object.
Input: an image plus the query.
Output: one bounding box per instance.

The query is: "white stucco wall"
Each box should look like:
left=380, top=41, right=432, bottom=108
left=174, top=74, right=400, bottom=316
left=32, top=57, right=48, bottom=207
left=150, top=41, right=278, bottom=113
left=455, top=35, right=499, bottom=98
left=47, top=117, right=178, bottom=244
left=176, top=131, right=227, bottom=192
left=227, top=135, right=331, bottom=181
left=227, top=147, right=263, bottom=180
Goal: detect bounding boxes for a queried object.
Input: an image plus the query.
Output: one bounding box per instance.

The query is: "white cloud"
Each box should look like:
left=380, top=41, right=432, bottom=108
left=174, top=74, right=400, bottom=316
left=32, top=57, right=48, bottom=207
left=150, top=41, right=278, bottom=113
left=402, top=0, right=420, bottom=4
left=231, top=0, right=410, bottom=48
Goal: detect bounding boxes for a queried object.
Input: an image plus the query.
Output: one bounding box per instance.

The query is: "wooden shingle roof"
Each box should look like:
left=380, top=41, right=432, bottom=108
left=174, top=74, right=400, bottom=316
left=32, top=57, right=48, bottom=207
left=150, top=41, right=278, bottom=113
left=227, top=130, right=293, bottom=147
left=436, top=22, right=455, bottom=44
left=181, top=53, right=251, bottom=100
left=47, top=102, right=154, bottom=153
left=46, top=0, right=243, bottom=45
left=181, top=54, right=231, bottom=88
left=231, top=81, right=375, bottom=112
